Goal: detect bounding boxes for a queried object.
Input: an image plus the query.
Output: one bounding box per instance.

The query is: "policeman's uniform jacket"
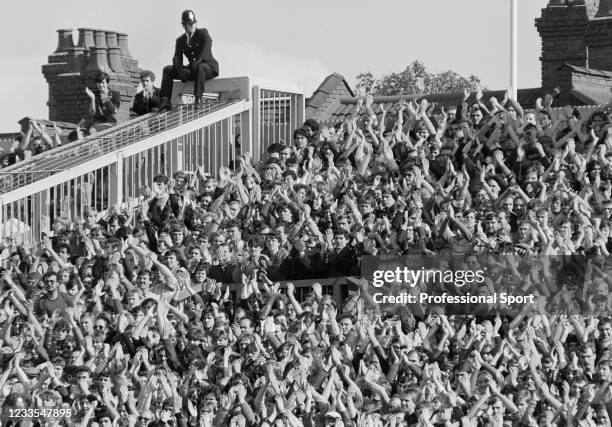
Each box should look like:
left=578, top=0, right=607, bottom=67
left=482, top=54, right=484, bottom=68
left=172, top=28, right=219, bottom=77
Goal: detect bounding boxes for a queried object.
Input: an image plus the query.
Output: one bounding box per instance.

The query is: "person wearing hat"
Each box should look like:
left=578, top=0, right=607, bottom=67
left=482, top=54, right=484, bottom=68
left=159, top=10, right=219, bottom=110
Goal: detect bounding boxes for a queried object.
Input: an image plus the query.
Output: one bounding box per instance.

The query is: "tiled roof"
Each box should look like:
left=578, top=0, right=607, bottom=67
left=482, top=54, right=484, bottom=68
left=560, top=64, right=612, bottom=78
left=18, top=117, right=78, bottom=129
left=306, top=73, right=355, bottom=111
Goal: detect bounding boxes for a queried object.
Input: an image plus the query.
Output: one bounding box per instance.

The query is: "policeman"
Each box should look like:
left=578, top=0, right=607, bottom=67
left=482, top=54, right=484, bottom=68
left=159, top=10, right=219, bottom=110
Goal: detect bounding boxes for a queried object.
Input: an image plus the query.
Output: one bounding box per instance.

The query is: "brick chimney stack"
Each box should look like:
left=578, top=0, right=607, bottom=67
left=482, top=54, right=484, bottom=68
left=535, top=1, right=598, bottom=91
left=533, top=0, right=612, bottom=92
left=42, top=29, right=141, bottom=124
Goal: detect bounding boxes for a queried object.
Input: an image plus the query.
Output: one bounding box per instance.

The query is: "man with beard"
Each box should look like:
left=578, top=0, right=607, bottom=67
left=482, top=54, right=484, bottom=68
left=85, top=315, right=114, bottom=374
left=481, top=212, right=509, bottom=254
left=35, top=272, right=74, bottom=317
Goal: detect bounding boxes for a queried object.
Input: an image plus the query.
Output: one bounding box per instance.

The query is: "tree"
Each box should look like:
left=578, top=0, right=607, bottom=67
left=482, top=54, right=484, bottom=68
left=355, top=60, right=484, bottom=97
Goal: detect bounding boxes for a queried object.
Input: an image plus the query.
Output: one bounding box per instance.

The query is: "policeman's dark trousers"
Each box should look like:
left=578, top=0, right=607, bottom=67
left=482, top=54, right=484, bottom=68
left=160, top=63, right=217, bottom=101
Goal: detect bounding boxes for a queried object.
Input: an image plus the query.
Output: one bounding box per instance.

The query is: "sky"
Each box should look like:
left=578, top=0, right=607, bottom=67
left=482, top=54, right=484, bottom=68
left=0, top=0, right=547, bottom=131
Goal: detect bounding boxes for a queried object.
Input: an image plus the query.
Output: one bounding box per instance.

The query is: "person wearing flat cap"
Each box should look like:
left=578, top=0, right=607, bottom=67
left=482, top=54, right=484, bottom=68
left=159, top=9, right=219, bottom=110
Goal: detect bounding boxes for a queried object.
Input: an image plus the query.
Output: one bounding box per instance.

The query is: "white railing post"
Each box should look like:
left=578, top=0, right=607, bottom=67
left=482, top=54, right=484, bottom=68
left=297, top=93, right=305, bottom=129
left=171, top=136, right=184, bottom=174
left=109, top=151, right=124, bottom=207
left=33, top=190, right=49, bottom=239
left=0, top=196, right=4, bottom=241
left=221, top=118, right=230, bottom=166
left=240, top=109, right=252, bottom=159
left=252, top=86, right=261, bottom=163
left=510, top=0, right=518, bottom=100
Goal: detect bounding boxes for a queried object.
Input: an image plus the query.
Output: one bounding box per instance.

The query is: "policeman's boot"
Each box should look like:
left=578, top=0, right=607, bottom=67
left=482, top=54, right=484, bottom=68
left=159, top=97, right=172, bottom=112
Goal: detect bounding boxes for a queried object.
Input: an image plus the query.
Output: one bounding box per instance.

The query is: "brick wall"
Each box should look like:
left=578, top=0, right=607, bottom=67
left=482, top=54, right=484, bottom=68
left=536, top=1, right=612, bottom=89
left=585, top=18, right=612, bottom=70
left=42, top=29, right=141, bottom=125
left=535, top=4, right=591, bottom=90
left=572, top=70, right=612, bottom=91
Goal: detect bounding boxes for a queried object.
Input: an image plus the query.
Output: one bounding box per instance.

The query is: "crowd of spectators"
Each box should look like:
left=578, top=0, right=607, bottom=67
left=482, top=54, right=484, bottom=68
left=0, top=119, right=66, bottom=169
left=2, top=89, right=612, bottom=426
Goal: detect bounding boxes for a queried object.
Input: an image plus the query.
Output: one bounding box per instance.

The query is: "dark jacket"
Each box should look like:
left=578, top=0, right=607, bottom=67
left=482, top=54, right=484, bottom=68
left=148, top=197, right=175, bottom=230
left=173, top=28, right=219, bottom=77
left=93, top=89, right=121, bottom=123
left=327, top=246, right=359, bottom=276
left=208, top=262, right=236, bottom=284
left=280, top=250, right=328, bottom=280
left=132, top=87, right=162, bottom=115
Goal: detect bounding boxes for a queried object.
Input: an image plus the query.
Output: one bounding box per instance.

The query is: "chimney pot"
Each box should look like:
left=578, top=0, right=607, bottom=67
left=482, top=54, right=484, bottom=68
left=86, top=46, right=110, bottom=73
left=66, top=46, right=86, bottom=73
left=54, top=29, right=74, bottom=54
left=106, top=31, right=119, bottom=49
left=76, top=28, right=95, bottom=51
left=107, top=47, right=124, bottom=73
left=116, top=32, right=132, bottom=58
left=93, top=30, right=108, bottom=49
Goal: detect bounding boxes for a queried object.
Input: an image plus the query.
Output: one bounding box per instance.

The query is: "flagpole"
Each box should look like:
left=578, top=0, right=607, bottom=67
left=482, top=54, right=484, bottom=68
left=510, top=0, right=518, bottom=99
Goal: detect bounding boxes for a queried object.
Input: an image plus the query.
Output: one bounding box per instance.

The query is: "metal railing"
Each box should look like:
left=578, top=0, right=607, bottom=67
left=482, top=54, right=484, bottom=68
left=257, top=88, right=304, bottom=161
left=0, top=78, right=305, bottom=246
left=0, top=100, right=241, bottom=194
left=160, top=276, right=355, bottom=307
left=248, top=83, right=305, bottom=163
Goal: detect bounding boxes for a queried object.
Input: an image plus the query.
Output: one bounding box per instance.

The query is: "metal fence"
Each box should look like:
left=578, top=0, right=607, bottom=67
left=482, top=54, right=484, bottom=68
left=0, top=100, right=242, bottom=194
left=257, top=88, right=304, bottom=161
left=0, top=80, right=305, bottom=247
left=248, top=86, right=305, bottom=163
left=162, top=276, right=355, bottom=307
